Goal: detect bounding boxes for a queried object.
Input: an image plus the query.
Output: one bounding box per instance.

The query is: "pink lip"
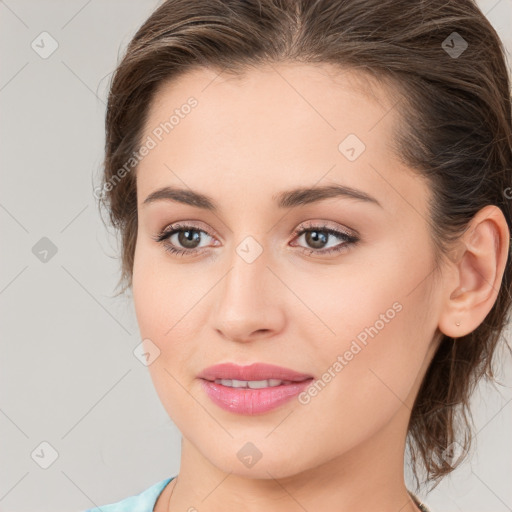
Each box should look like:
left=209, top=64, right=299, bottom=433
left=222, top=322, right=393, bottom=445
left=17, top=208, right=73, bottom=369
left=197, top=362, right=313, bottom=382
left=200, top=379, right=313, bottom=415
left=197, top=362, right=314, bottom=415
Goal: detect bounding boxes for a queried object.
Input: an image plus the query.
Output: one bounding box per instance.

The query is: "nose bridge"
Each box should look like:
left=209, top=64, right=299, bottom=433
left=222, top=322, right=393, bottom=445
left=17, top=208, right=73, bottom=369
left=222, top=239, right=271, bottom=311
left=212, top=235, right=285, bottom=341
left=227, top=242, right=268, bottom=301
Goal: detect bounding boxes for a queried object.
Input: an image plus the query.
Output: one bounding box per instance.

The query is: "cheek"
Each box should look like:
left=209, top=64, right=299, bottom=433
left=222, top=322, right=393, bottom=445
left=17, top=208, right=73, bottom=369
left=132, top=240, right=213, bottom=397
left=132, top=247, right=201, bottom=420
left=310, top=249, right=435, bottom=412
left=132, top=240, right=198, bottom=341
left=287, top=279, right=432, bottom=456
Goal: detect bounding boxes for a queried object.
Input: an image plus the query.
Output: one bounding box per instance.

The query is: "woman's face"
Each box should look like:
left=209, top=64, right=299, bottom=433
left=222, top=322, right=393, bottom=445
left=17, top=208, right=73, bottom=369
left=132, top=62, right=443, bottom=479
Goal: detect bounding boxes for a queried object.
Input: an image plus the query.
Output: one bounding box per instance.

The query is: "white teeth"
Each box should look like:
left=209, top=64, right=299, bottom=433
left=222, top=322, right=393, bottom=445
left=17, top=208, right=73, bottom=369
left=214, top=378, right=291, bottom=388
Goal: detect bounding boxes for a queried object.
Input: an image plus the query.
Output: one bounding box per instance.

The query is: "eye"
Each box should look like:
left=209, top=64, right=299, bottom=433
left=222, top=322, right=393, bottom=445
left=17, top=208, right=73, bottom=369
left=152, top=223, right=218, bottom=257
left=152, top=221, right=359, bottom=258
left=291, top=223, right=359, bottom=256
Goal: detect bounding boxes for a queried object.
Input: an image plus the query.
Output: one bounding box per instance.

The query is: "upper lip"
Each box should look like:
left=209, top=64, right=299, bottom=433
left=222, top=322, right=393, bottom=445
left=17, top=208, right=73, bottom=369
left=198, top=362, right=314, bottom=382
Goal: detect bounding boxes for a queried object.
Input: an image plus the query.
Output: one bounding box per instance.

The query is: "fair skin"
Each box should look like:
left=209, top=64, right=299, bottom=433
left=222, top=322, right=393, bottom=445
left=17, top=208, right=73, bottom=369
left=130, top=62, right=509, bottom=512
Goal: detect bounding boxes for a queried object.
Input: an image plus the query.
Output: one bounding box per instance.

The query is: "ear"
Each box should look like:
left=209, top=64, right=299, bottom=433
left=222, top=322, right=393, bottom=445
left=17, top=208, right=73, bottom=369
left=438, top=205, right=510, bottom=339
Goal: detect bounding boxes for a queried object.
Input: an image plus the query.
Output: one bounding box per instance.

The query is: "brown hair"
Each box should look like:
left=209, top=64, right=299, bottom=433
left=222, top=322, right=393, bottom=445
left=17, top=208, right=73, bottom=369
left=97, top=0, right=512, bottom=492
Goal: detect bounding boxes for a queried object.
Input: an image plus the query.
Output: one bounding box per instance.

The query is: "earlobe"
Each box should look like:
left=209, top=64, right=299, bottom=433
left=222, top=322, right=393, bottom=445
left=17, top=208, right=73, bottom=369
left=438, top=205, right=510, bottom=339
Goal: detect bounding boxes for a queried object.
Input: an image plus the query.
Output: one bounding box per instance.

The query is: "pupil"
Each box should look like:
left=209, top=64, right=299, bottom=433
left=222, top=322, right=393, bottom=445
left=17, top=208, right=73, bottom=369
left=306, top=230, right=327, bottom=249
left=178, top=229, right=200, bottom=248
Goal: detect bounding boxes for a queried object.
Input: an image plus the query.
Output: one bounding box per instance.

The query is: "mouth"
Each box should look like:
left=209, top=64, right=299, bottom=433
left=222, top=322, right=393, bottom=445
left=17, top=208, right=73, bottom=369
left=197, top=362, right=314, bottom=415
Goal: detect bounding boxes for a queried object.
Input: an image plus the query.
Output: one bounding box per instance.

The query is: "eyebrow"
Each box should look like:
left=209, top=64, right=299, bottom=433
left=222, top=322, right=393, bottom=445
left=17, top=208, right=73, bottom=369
left=142, top=184, right=382, bottom=211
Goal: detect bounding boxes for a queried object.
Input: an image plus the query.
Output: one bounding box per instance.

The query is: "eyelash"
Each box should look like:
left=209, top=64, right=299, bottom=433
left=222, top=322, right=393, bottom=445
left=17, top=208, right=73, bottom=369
left=152, top=222, right=360, bottom=258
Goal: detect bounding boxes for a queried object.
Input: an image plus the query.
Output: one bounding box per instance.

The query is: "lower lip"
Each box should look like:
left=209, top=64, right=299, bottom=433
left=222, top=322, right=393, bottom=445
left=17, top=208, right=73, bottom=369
left=200, top=378, right=314, bottom=415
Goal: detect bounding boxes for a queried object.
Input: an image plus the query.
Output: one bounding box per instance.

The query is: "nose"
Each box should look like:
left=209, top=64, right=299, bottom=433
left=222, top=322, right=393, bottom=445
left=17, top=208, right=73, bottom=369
left=212, top=244, right=286, bottom=343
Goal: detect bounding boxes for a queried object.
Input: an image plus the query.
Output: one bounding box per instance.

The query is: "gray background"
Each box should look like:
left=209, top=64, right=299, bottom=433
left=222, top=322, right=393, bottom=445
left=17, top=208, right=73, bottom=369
left=0, top=1, right=511, bottom=511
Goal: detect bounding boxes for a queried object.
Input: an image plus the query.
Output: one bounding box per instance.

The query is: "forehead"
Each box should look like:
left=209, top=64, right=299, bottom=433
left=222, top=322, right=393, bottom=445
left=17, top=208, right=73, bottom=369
left=144, top=62, right=395, bottom=132
left=135, top=62, right=423, bottom=218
